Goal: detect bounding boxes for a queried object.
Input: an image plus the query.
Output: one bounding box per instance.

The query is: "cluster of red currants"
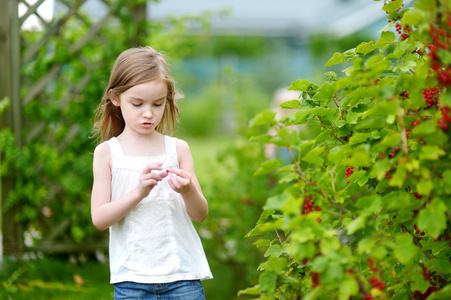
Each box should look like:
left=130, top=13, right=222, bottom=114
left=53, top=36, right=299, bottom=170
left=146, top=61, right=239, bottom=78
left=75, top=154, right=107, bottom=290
left=412, top=286, right=441, bottom=300
left=369, top=277, right=386, bottom=290
left=422, top=87, right=440, bottom=109
left=302, top=195, right=322, bottom=223
left=385, top=169, right=392, bottom=179
left=406, top=119, right=421, bottom=139
left=390, top=147, right=398, bottom=158
left=311, top=272, right=320, bottom=288
left=395, top=22, right=411, bottom=40
left=438, top=106, right=451, bottom=131
left=345, top=166, right=354, bottom=184
left=413, top=224, right=426, bottom=241
left=428, top=23, right=451, bottom=87
left=366, top=258, right=386, bottom=292
left=421, top=266, right=434, bottom=283
left=367, top=258, right=377, bottom=272
left=400, top=90, right=410, bottom=100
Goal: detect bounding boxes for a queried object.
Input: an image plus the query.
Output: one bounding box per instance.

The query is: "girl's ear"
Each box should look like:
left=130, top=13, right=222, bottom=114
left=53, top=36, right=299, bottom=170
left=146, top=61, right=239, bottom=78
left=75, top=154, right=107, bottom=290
left=109, top=89, right=120, bottom=106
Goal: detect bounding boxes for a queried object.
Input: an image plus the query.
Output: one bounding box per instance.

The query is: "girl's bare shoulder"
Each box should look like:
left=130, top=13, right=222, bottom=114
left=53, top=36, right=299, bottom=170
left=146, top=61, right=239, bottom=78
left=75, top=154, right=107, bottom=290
left=175, top=138, right=190, bottom=150
left=93, top=141, right=111, bottom=160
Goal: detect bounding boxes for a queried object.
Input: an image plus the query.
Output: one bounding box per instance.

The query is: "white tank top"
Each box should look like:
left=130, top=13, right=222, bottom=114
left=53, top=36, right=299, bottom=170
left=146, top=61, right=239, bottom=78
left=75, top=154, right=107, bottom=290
left=105, top=136, right=212, bottom=284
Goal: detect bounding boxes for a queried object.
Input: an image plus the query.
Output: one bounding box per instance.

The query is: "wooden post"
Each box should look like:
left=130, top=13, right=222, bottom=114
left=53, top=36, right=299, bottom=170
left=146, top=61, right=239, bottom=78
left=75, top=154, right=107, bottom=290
left=129, top=1, right=148, bottom=47
left=0, top=0, right=22, bottom=260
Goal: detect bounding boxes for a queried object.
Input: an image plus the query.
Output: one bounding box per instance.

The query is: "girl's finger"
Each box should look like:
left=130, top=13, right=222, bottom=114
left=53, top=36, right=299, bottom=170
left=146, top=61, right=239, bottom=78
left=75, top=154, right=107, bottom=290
left=141, top=162, right=163, bottom=174
left=167, top=168, right=189, bottom=178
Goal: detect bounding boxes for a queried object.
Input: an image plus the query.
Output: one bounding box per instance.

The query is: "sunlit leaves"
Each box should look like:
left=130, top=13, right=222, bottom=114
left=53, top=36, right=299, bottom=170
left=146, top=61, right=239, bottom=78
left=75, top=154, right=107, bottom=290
left=418, top=198, right=448, bottom=238
left=244, top=0, right=451, bottom=299
left=394, top=234, right=419, bottom=265
left=356, top=41, right=376, bottom=55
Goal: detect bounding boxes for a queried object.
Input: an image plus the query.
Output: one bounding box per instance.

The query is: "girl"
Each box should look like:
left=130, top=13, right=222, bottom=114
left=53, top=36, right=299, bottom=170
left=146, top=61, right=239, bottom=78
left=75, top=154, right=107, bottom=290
left=91, top=46, right=212, bottom=299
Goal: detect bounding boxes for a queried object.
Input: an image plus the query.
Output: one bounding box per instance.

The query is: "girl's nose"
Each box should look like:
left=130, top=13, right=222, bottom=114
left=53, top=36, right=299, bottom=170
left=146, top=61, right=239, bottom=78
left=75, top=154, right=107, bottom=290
left=143, top=107, right=152, bottom=118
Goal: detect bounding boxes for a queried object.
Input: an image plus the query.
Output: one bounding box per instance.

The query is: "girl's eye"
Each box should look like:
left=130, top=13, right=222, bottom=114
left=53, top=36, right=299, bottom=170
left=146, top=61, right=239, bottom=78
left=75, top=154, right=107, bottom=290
left=132, top=103, right=142, bottom=107
left=154, top=103, right=163, bottom=107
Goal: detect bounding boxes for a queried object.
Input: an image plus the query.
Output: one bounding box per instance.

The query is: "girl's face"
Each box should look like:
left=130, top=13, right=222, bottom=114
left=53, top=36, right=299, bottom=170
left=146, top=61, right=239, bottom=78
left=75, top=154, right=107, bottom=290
left=112, top=80, right=167, bottom=137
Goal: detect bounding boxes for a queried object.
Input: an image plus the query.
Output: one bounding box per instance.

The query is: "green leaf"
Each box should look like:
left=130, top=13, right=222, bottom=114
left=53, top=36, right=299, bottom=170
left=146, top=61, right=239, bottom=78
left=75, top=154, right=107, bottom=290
left=418, top=198, right=447, bottom=238
left=343, top=147, right=371, bottom=167
left=249, top=109, right=276, bottom=127
left=335, top=120, right=347, bottom=128
left=325, top=52, right=347, bottom=67
left=250, top=134, right=273, bottom=144
left=286, top=240, right=316, bottom=261
left=388, top=166, right=407, bottom=187
left=264, top=193, right=290, bottom=210
left=289, top=79, right=311, bottom=92
left=338, top=274, right=359, bottom=300
left=383, top=0, right=403, bottom=13
left=440, top=91, right=451, bottom=107
left=394, top=233, right=419, bottom=265
left=416, top=180, right=433, bottom=196
left=273, top=127, right=298, bottom=147
left=308, top=107, right=337, bottom=118
left=320, top=238, right=341, bottom=254
left=264, top=244, right=283, bottom=258
left=254, top=239, right=271, bottom=248
left=255, top=209, right=276, bottom=225
left=411, top=273, right=430, bottom=294
left=370, top=158, right=391, bottom=180
left=355, top=41, right=376, bottom=55
left=302, top=147, right=325, bottom=165
left=259, top=271, right=277, bottom=297
left=349, top=132, right=371, bottom=145
left=437, top=49, right=451, bottom=65
left=313, top=82, right=336, bottom=103
left=261, top=256, right=288, bottom=273
left=419, top=145, right=446, bottom=160
left=284, top=109, right=311, bottom=125
left=254, top=159, right=280, bottom=176
left=346, top=214, right=367, bottom=234
left=375, top=131, right=401, bottom=152
left=362, top=101, right=398, bottom=119
left=328, top=146, right=345, bottom=164
left=411, top=120, right=436, bottom=136
left=313, top=130, right=333, bottom=148
left=375, top=31, right=396, bottom=50
left=238, top=285, right=260, bottom=296
left=402, top=10, right=422, bottom=26
left=346, top=111, right=363, bottom=124
left=430, top=284, right=451, bottom=299
left=279, top=99, right=301, bottom=109
left=278, top=172, right=298, bottom=184
left=323, top=260, right=345, bottom=283
left=384, top=190, right=413, bottom=209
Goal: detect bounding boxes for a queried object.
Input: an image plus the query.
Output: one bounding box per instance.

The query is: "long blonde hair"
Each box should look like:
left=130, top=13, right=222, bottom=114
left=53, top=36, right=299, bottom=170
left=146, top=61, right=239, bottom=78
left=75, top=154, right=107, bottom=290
left=92, top=46, right=179, bottom=143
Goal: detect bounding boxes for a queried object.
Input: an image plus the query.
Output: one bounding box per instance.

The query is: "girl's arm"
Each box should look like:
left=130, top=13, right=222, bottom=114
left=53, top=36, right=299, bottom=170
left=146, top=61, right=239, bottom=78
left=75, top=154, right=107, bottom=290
left=168, top=139, right=208, bottom=223
left=91, top=143, right=167, bottom=230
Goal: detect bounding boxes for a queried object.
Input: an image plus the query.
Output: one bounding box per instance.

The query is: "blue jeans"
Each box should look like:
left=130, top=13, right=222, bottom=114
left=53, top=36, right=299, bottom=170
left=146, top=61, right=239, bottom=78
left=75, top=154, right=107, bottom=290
left=113, top=280, right=206, bottom=300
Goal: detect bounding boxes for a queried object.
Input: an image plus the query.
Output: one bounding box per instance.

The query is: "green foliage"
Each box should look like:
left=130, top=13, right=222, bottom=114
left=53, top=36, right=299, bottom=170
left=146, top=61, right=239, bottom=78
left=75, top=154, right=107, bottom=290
left=0, top=257, right=112, bottom=299
left=243, top=0, right=451, bottom=299
left=0, top=0, right=215, bottom=251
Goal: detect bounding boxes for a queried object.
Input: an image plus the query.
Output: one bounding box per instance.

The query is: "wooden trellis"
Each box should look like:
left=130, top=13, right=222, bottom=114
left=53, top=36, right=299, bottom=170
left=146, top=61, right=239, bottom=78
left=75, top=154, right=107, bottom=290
left=0, top=0, right=147, bottom=257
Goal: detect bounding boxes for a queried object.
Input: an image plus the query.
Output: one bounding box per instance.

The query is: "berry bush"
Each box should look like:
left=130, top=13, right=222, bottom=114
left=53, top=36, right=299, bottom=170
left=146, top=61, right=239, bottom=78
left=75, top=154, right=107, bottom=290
left=240, top=0, right=451, bottom=299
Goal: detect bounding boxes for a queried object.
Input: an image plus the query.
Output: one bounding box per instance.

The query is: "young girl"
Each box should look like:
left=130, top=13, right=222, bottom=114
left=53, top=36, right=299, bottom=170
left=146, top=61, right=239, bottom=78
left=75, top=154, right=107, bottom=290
left=91, top=46, right=212, bottom=299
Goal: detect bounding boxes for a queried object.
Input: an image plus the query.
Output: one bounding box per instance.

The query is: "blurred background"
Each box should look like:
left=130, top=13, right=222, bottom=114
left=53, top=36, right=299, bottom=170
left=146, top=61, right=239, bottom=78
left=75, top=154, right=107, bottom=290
left=0, top=0, right=391, bottom=299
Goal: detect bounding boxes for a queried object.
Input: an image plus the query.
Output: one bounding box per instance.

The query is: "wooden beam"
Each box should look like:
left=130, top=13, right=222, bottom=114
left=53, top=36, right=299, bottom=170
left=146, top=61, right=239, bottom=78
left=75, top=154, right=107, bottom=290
left=0, top=0, right=22, bottom=259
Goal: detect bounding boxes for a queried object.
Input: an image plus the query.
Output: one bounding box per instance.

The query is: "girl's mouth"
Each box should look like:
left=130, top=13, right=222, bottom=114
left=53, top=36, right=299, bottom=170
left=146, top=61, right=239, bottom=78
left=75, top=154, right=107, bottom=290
left=142, top=122, right=153, bottom=128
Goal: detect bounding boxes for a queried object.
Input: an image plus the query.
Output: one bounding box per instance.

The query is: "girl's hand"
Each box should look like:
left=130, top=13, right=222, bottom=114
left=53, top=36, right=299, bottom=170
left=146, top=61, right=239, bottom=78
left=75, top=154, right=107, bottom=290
left=137, top=162, right=168, bottom=199
left=167, top=168, right=192, bottom=194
